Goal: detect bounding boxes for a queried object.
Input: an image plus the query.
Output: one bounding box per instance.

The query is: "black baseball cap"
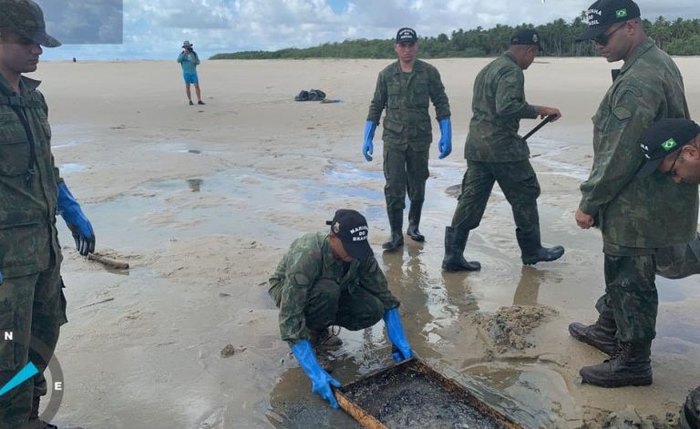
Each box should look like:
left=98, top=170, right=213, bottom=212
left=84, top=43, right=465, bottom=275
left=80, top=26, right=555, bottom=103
left=510, top=29, right=543, bottom=51
left=637, top=118, right=700, bottom=177
left=577, top=0, right=641, bottom=42
left=326, top=209, right=373, bottom=260
left=0, top=0, right=61, bottom=47
left=396, top=27, right=417, bottom=44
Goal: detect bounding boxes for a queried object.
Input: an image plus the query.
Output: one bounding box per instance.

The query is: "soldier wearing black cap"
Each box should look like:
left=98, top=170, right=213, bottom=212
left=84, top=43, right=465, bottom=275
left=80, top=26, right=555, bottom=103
left=363, top=27, right=453, bottom=251
left=570, top=0, right=698, bottom=388
left=268, top=209, right=413, bottom=408
left=638, top=118, right=700, bottom=184
left=442, top=28, right=564, bottom=272
left=0, top=0, right=97, bottom=427
left=639, top=120, right=700, bottom=429
left=635, top=119, right=700, bottom=281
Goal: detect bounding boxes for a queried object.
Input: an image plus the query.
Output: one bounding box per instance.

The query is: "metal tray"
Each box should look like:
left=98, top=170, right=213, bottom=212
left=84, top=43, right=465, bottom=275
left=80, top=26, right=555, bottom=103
left=335, top=358, right=525, bottom=429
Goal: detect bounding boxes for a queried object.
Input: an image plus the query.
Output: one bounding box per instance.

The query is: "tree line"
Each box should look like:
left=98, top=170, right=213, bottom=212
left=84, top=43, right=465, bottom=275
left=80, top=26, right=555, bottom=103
left=211, top=16, right=700, bottom=60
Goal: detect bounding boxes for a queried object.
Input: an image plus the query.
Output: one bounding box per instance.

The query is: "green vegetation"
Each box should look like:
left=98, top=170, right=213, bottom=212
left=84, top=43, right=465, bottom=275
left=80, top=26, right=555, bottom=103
left=211, top=16, right=700, bottom=60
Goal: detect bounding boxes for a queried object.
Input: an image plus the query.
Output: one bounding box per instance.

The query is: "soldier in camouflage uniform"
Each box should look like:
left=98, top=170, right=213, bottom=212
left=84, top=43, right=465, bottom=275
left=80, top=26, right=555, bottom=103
left=570, top=0, right=698, bottom=388
left=0, top=1, right=96, bottom=427
left=268, top=209, right=413, bottom=408
left=636, top=119, right=700, bottom=428
left=363, top=27, right=453, bottom=252
left=442, top=29, right=564, bottom=272
left=638, top=118, right=700, bottom=185
left=637, top=119, right=700, bottom=280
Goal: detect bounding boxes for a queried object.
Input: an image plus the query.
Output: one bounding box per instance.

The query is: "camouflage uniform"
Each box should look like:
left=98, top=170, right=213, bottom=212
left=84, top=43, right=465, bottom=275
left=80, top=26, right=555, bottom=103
left=681, top=385, right=700, bottom=429
left=367, top=59, right=450, bottom=214
left=654, top=233, right=700, bottom=279
left=451, top=52, right=543, bottom=252
left=580, top=38, right=698, bottom=343
left=268, top=232, right=400, bottom=344
left=0, top=74, right=67, bottom=427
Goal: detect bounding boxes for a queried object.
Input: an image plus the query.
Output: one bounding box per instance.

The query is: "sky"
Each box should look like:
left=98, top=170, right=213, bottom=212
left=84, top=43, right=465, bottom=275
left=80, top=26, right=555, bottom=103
left=35, top=0, right=700, bottom=61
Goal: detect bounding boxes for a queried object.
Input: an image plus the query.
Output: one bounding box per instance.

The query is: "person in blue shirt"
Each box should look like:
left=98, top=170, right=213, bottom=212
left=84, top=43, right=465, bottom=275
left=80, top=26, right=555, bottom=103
left=177, top=40, right=205, bottom=105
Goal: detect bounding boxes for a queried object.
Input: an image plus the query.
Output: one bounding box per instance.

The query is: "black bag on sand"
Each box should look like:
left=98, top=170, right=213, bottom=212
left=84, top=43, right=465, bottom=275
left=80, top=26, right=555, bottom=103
left=294, top=90, right=309, bottom=101
left=308, top=89, right=326, bottom=101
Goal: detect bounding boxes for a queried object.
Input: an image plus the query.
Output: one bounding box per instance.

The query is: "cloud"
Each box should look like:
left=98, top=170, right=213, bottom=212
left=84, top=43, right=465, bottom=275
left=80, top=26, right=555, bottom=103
left=36, top=0, right=700, bottom=60
left=148, top=0, right=234, bottom=29
left=38, top=0, right=123, bottom=44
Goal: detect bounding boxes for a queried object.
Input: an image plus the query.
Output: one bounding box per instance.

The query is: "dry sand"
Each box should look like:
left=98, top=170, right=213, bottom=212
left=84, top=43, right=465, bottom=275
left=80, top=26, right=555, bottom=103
left=28, top=56, right=700, bottom=428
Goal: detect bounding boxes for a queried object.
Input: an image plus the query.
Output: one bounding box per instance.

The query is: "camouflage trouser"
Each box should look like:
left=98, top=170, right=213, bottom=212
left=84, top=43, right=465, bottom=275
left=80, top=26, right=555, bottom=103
left=0, top=263, right=66, bottom=429
left=382, top=145, right=429, bottom=212
left=603, top=252, right=658, bottom=343
left=451, top=159, right=541, bottom=235
left=592, top=235, right=700, bottom=343
left=304, top=279, right=385, bottom=332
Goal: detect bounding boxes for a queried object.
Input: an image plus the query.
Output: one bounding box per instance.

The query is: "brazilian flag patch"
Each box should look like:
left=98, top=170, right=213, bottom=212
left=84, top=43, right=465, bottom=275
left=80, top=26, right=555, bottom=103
left=616, top=9, right=628, bottom=18
left=661, top=138, right=677, bottom=151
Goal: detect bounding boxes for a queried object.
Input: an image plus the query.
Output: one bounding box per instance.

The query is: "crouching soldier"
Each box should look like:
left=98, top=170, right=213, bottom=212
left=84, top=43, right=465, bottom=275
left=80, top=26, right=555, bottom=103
left=269, top=209, right=413, bottom=408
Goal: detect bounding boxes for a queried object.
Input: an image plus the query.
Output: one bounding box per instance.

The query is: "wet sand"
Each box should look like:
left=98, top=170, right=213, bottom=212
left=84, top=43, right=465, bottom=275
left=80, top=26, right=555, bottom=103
left=31, top=57, right=700, bottom=428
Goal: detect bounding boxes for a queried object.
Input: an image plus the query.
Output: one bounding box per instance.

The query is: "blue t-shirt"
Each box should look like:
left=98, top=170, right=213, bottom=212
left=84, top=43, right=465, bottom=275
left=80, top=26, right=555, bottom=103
left=177, top=51, right=200, bottom=74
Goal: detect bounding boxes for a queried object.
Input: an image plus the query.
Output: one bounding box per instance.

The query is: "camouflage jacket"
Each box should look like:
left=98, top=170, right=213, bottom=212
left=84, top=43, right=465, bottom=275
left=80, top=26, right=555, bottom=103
left=0, top=75, right=63, bottom=277
left=579, top=38, right=698, bottom=249
left=367, top=59, right=450, bottom=151
left=268, top=232, right=399, bottom=344
left=464, top=52, right=539, bottom=162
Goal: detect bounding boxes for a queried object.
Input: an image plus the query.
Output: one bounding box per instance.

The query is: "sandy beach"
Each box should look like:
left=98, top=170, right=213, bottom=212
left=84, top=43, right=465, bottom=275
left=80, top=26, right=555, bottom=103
left=29, top=57, right=700, bottom=428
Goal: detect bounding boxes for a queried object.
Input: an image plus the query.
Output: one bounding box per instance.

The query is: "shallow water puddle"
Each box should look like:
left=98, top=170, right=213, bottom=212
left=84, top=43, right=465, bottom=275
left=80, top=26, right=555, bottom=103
left=59, top=163, right=87, bottom=173
left=466, top=362, right=575, bottom=427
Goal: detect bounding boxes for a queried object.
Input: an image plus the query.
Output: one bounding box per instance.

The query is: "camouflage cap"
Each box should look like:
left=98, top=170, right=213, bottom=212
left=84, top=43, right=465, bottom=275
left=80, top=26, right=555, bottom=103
left=0, top=0, right=61, bottom=47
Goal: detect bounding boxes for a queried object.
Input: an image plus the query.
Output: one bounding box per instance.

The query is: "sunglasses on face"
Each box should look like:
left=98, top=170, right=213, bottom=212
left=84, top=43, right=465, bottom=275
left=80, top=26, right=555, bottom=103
left=592, top=23, right=626, bottom=46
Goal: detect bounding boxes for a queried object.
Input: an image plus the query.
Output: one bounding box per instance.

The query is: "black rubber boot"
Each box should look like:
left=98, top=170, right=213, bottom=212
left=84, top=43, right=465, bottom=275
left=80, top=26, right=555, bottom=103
left=406, top=201, right=425, bottom=242
left=441, top=226, right=481, bottom=272
left=580, top=341, right=653, bottom=388
left=681, top=385, right=700, bottom=429
left=568, top=311, right=618, bottom=356
left=516, top=227, right=565, bottom=265
left=382, top=208, right=404, bottom=251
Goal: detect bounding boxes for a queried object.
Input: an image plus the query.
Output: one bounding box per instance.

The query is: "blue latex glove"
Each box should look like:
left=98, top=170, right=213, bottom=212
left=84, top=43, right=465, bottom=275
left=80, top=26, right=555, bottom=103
left=438, top=118, right=452, bottom=159
left=383, top=307, right=413, bottom=362
left=362, top=120, right=377, bottom=162
left=57, top=182, right=95, bottom=256
left=0, top=270, right=3, bottom=285
left=291, top=340, right=342, bottom=408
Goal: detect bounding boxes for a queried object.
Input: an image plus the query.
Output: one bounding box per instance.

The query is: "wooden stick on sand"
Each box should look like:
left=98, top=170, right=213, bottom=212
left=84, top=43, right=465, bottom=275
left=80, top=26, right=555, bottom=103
left=87, top=253, right=129, bottom=270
